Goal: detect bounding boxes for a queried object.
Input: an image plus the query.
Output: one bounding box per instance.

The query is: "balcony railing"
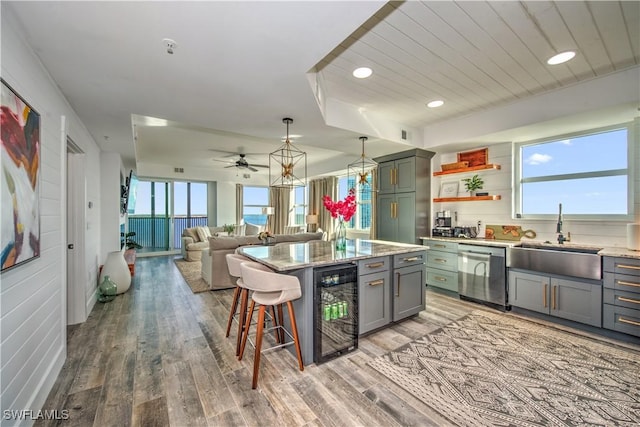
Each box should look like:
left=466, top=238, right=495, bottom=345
left=127, top=215, right=207, bottom=250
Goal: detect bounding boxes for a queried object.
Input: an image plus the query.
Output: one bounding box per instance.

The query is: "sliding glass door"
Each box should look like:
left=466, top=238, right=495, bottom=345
left=128, top=180, right=208, bottom=254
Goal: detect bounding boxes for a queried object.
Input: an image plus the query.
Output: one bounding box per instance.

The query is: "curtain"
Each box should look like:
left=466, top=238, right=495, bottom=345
left=267, top=186, right=290, bottom=235
left=309, top=177, right=337, bottom=240
left=235, top=184, right=243, bottom=225
left=369, top=167, right=378, bottom=239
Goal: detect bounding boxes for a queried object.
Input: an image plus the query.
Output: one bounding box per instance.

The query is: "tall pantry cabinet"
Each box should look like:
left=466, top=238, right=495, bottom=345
left=374, top=149, right=435, bottom=244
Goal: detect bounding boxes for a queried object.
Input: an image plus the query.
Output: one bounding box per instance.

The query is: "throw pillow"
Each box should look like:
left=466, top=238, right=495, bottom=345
left=234, top=224, right=246, bottom=236
left=196, top=226, right=211, bottom=242
left=184, top=228, right=199, bottom=242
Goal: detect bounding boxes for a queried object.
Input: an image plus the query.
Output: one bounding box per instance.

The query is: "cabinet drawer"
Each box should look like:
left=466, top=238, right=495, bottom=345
left=423, top=240, right=458, bottom=253
left=603, top=257, right=640, bottom=276
left=426, top=269, right=458, bottom=292
left=358, top=257, right=389, bottom=274
left=394, top=251, right=425, bottom=268
left=426, top=251, right=457, bottom=272
left=604, top=272, right=640, bottom=293
left=604, top=287, right=640, bottom=310
left=603, top=304, right=640, bottom=338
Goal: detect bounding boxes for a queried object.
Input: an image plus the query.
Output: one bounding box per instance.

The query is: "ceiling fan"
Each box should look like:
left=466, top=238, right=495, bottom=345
left=213, top=153, right=268, bottom=172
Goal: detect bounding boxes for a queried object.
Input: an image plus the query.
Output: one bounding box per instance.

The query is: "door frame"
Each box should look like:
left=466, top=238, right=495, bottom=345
left=66, top=138, right=87, bottom=324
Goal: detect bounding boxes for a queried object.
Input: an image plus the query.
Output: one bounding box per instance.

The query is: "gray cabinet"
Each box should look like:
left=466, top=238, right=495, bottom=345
left=378, top=157, right=416, bottom=194
left=603, top=257, right=640, bottom=337
left=377, top=192, right=416, bottom=243
left=509, top=270, right=602, bottom=327
left=374, top=149, right=434, bottom=244
left=358, top=257, right=391, bottom=334
left=424, top=239, right=458, bottom=292
left=392, top=251, right=426, bottom=321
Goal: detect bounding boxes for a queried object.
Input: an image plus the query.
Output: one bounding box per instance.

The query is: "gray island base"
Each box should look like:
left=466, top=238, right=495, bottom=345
left=238, top=239, right=427, bottom=365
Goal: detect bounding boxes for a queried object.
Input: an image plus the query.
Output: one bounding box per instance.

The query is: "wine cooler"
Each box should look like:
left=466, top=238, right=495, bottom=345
left=313, top=263, right=358, bottom=363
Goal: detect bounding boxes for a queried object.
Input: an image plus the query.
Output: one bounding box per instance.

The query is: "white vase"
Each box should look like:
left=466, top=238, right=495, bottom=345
left=99, top=250, right=131, bottom=294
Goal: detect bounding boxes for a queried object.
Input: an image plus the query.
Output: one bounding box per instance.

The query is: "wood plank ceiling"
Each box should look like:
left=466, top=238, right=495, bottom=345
left=315, top=1, right=639, bottom=129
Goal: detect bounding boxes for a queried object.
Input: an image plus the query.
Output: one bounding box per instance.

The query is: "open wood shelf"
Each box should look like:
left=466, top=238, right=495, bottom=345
left=433, top=195, right=501, bottom=203
left=433, top=164, right=501, bottom=176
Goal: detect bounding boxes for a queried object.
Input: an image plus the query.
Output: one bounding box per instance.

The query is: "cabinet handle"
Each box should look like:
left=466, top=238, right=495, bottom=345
left=434, top=258, right=447, bottom=263
left=366, top=262, right=384, bottom=269
left=434, top=276, right=447, bottom=282
left=396, top=272, right=401, bottom=297
left=403, top=256, right=419, bottom=262
left=543, top=283, right=547, bottom=308
left=616, top=263, right=640, bottom=271
left=618, top=296, right=640, bottom=305
left=390, top=168, right=395, bottom=185
left=617, top=280, right=640, bottom=288
left=368, top=279, right=384, bottom=287
left=619, top=317, right=640, bottom=327
left=552, top=285, right=557, bottom=310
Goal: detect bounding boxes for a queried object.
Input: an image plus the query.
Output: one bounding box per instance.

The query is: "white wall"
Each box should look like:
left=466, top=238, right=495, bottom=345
left=216, top=181, right=237, bottom=226
left=99, top=152, right=124, bottom=259
left=1, top=8, right=102, bottom=425
left=431, top=133, right=639, bottom=247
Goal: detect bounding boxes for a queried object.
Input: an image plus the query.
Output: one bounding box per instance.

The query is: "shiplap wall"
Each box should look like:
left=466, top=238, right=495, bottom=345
left=431, top=131, right=639, bottom=247
left=1, top=9, right=102, bottom=425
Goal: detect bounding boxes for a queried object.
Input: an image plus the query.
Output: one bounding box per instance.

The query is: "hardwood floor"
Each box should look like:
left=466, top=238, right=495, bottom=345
left=36, top=256, right=509, bottom=426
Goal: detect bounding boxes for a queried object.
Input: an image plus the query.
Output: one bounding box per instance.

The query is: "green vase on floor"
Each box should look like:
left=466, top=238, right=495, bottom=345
left=98, top=275, right=117, bottom=303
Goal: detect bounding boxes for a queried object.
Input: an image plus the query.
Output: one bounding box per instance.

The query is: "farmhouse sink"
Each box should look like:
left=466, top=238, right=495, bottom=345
left=519, top=242, right=602, bottom=254
left=507, top=243, right=602, bottom=280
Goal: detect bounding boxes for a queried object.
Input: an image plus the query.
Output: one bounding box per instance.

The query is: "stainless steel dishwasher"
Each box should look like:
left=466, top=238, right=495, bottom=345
left=458, top=244, right=508, bottom=310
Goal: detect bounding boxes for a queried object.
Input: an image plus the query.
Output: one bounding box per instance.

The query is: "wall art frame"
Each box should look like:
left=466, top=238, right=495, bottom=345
left=1, top=78, right=41, bottom=272
left=439, top=181, right=459, bottom=198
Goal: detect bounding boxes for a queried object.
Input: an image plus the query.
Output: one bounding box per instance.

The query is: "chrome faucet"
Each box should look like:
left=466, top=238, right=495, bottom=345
left=556, top=203, right=571, bottom=244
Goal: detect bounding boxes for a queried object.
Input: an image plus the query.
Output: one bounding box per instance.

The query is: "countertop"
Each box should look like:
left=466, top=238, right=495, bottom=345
left=238, top=239, right=426, bottom=272
left=420, top=236, right=521, bottom=248
left=421, top=236, right=640, bottom=259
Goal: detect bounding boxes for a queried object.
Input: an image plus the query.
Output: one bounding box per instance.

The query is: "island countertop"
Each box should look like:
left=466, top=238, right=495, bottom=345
left=238, top=239, right=426, bottom=271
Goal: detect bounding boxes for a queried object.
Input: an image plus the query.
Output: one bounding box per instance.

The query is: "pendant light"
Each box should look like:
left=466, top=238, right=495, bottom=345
left=347, top=136, right=377, bottom=195
left=269, top=118, right=307, bottom=188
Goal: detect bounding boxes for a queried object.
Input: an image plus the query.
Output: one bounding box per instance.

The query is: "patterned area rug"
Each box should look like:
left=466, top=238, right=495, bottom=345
left=174, top=258, right=209, bottom=294
left=369, top=310, right=640, bottom=426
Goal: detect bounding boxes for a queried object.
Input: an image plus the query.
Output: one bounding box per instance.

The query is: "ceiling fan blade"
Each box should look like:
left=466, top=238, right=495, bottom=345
left=252, top=164, right=269, bottom=168
left=248, top=166, right=259, bottom=172
left=224, top=165, right=236, bottom=168
left=212, top=158, right=234, bottom=164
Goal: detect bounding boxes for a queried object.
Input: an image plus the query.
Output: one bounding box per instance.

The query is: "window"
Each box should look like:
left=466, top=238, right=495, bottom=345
left=514, top=123, right=635, bottom=219
left=243, top=186, right=269, bottom=225
left=291, top=186, right=307, bottom=225
left=338, top=175, right=372, bottom=229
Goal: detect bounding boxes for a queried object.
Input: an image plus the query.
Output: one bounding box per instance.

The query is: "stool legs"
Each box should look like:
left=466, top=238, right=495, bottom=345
left=236, top=288, right=249, bottom=356
left=238, top=300, right=304, bottom=389
left=286, top=301, right=304, bottom=372
left=225, top=285, right=241, bottom=337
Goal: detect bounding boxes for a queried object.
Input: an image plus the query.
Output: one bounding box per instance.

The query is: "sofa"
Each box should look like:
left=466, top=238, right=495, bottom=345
left=205, top=231, right=324, bottom=290
left=181, top=223, right=263, bottom=262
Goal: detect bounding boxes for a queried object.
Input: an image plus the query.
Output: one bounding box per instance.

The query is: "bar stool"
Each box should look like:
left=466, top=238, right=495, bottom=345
left=225, top=254, right=274, bottom=356
left=239, top=262, right=304, bottom=389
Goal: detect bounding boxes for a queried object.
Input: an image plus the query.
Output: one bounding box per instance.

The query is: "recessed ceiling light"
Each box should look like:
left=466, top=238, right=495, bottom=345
left=427, top=100, right=444, bottom=108
left=353, top=67, right=373, bottom=79
left=547, top=51, right=575, bottom=65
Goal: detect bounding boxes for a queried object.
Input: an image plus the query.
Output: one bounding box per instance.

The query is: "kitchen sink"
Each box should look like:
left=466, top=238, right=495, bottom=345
left=507, top=244, right=602, bottom=280
left=519, top=242, right=602, bottom=254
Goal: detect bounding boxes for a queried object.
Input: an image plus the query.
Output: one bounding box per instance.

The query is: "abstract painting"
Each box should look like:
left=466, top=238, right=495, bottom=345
left=1, top=79, right=40, bottom=272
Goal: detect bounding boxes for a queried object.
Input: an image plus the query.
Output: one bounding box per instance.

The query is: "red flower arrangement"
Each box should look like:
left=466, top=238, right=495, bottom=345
left=322, top=188, right=357, bottom=221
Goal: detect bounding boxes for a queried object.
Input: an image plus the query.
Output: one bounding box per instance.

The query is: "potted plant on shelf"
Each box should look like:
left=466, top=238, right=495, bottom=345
left=462, top=174, right=484, bottom=197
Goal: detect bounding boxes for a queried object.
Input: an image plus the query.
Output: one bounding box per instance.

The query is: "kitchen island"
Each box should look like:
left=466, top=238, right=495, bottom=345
left=238, top=239, right=427, bottom=364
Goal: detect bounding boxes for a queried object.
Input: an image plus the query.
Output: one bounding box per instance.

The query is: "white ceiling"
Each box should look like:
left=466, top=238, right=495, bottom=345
left=5, top=1, right=639, bottom=184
